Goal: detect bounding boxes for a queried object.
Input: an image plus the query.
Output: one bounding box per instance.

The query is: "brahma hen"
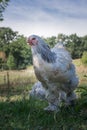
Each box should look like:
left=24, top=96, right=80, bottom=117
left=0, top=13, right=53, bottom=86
left=27, top=35, right=79, bottom=111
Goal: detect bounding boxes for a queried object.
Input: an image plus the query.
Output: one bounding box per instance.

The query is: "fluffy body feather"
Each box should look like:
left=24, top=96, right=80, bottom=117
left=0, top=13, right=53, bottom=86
left=28, top=35, right=79, bottom=111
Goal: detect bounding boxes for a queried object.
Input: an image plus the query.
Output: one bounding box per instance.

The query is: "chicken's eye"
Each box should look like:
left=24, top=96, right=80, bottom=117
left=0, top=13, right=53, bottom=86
left=32, top=38, right=36, bottom=40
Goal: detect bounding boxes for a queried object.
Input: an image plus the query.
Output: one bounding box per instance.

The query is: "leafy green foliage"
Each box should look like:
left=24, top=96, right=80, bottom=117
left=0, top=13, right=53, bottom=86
left=44, top=33, right=87, bottom=59
left=0, top=0, right=10, bottom=21
left=7, top=54, right=16, bottom=69
left=65, top=34, right=83, bottom=59
left=57, top=33, right=67, bottom=42
left=8, top=35, right=32, bottom=69
left=0, top=27, right=87, bottom=69
left=0, top=58, right=3, bottom=69
left=0, top=27, right=18, bottom=49
left=44, top=36, right=56, bottom=47
left=0, top=27, right=32, bottom=69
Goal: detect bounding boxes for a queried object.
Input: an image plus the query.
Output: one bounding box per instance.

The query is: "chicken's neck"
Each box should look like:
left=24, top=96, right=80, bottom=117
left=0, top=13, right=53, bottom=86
left=32, top=43, right=56, bottom=63
left=40, top=49, right=56, bottom=63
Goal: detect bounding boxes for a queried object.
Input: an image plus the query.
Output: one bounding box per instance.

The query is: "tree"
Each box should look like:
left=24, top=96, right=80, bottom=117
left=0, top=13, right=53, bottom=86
left=8, top=35, right=32, bottom=69
left=82, top=35, right=87, bottom=52
left=65, top=34, right=83, bottom=59
left=0, top=27, right=32, bottom=69
left=7, top=54, right=16, bottom=70
left=0, top=27, right=18, bottom=49
left=44, top=36, right=56, bottom=48
left=57, top=33, right=67, bottom=42
left=0, top=0, right=10, bottom=21
left=0, top=58, right=4, bottom=69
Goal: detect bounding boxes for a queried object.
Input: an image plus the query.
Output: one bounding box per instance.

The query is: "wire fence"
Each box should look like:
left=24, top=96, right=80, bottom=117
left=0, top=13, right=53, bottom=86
left=0, top=70, right=36, bottom=97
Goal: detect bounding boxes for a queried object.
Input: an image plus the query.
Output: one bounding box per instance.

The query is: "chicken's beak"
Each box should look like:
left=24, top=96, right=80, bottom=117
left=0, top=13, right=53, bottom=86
left=27, top=38, right=32, bottom=45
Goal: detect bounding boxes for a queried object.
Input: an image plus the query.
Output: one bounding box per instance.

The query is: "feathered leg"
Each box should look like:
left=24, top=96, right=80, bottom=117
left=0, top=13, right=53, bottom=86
left=66, top=91, right=77, bottom=106
left=44, top=88, right=60, bottom=111
left=64, top=72, right=79, bottom=106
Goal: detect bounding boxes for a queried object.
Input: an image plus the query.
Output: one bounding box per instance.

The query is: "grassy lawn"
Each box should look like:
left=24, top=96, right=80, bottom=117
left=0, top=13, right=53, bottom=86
left=0, top=59, right=87, bottom=130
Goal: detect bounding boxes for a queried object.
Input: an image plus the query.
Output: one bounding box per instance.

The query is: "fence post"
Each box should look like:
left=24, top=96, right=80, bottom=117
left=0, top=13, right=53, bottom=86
left=4, top=75, right=6, bottom=85
left=7, top=71, right=10, bottom=96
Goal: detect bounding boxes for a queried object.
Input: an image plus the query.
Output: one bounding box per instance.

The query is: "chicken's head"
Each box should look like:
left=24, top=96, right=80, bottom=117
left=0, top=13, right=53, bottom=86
left=27, top=35, right=55, bottom=63
left=27, top=35, right=39, bottom=46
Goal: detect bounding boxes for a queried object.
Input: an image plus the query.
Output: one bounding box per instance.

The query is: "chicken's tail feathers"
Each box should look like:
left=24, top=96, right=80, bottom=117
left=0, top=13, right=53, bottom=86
left=53, top=42, right=65, bottom=49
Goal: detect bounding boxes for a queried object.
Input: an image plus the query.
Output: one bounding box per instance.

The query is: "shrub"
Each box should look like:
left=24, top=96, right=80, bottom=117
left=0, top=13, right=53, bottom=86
left=7, top=54, right=16, bottom=70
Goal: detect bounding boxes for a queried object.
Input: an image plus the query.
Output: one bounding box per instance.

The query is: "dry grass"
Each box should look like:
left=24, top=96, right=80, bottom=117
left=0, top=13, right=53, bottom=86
left=0, top=67, right=36, bottom=84
left=0, top=59, right=87, bottom=94
left=0, top=67, right=37, bottom=97
left=73, top=59, right=87, bottom=85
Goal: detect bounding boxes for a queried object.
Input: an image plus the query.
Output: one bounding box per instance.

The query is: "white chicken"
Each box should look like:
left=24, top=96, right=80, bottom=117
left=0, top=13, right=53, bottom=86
left=27, top=35, right=79, bottom=111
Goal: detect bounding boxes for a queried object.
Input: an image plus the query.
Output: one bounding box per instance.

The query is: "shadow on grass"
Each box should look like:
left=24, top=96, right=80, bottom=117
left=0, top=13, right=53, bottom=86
left=0, top=83, right=33, bottom=98
left=0, top=85, right=87, bottom=130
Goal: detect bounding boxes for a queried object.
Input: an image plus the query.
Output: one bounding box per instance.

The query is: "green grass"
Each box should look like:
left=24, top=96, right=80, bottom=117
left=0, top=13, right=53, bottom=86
left=0, top=87, right=87, bottom=130
left=0, top=60, right=87, bottom=130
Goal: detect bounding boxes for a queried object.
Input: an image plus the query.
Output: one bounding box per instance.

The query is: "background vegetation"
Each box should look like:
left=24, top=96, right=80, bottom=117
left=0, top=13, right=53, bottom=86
left=0, top=0, right=10, bottom=21
left=0, top=27, right=32, bottom=70
left=0, top=27, right=87, bottom=70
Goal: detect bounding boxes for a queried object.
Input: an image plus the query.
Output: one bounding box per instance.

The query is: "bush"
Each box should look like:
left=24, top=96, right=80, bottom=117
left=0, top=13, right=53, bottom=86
left=81, top=51, right=87, bottom=66
left=7, top=54, right=16, bottom=70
